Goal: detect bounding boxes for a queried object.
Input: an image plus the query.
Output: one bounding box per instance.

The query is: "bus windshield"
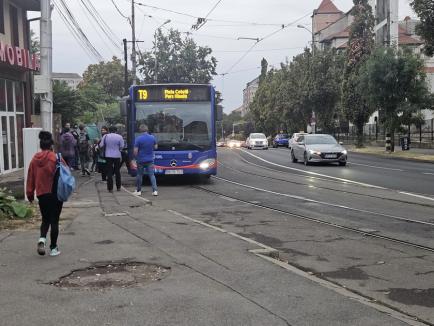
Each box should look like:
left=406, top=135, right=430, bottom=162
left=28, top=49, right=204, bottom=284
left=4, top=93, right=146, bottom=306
left=135, top=101, right=212, bottom=151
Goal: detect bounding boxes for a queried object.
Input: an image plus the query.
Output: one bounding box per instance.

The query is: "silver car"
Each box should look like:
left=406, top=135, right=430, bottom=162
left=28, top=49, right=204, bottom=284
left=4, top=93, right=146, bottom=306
left=290, top=134, right=347, bottom=166
left=246, top=133, right=269, bottom=150
left=288, top=132, right=307, bottom=150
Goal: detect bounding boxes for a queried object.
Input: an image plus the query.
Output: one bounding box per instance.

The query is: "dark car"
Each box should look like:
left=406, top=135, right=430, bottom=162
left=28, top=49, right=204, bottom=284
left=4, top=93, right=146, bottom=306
left=272, top=133, right=289, bottom=148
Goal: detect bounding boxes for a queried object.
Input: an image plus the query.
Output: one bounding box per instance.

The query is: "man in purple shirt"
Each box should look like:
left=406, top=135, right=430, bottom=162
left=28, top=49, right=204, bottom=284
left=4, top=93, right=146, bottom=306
left=100, top=126, right=124, bottom=192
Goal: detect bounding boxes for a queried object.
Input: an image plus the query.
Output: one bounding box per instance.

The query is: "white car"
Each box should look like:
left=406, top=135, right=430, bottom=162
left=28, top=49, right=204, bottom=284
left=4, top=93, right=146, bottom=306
left=288, top=132, right=307, bottom=150
left=246, top=133, right=268, bottom=150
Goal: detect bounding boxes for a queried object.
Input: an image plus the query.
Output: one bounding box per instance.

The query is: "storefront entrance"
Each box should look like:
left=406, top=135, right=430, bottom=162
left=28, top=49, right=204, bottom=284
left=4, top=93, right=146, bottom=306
left=0, top=79, right=25, bottom=174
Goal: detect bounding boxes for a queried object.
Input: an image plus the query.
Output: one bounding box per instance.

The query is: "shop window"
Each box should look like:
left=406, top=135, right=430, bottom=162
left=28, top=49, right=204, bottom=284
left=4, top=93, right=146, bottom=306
left=6, top=80, right=13, bottom=112
left=0, top=80, right=5, bottom=112
left=10, top=4, right=19, bottom=47
left=15, top=83, right=23, bottom=112
left=1, top=116, right=8, bottom=171
left=0, top=0, right=4, bottom=35
left=9, top=116, right=16, bottom=169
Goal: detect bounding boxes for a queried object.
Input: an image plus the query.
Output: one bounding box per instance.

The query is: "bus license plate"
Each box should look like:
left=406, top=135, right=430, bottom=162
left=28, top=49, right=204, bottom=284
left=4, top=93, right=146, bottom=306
left=166, top=170, right=183, bottom=175
left=324, top=154, right=337, bottom=159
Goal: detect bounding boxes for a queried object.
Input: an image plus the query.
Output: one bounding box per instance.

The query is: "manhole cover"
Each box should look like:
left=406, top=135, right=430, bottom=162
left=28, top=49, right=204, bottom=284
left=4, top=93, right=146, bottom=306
left=52, top=262, right=170, bottom=290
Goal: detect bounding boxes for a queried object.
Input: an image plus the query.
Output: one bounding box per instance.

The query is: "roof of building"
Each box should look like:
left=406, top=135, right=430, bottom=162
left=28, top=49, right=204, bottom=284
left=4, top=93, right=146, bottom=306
left=398, top=26, right=423, bottom=45
left=52, top=73, right=83, bottom=79
left=13, top=0, right=40, bottom=11
left=424, top=67, right=434, bottom=73
left=314, top=0, right=342, bottom=14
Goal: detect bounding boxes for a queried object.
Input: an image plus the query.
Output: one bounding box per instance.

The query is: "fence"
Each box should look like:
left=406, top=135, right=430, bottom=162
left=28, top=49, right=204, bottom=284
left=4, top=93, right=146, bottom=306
left=332, top=118, right=434, bottom=148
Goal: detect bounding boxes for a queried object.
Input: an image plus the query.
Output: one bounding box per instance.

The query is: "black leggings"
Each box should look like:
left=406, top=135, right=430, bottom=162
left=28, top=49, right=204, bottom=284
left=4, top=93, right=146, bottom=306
left=38, top=193, right=63, bottom=249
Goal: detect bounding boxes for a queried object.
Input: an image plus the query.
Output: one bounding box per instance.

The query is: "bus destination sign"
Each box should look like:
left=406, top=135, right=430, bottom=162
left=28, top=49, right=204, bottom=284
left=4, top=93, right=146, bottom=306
left=134, top=85, right=211, bottom=102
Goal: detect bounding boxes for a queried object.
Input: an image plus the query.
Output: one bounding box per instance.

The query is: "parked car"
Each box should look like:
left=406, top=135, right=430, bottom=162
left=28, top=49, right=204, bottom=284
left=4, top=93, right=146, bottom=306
left=272, top=133, right=290, bottom=148
left=246, top=133, right=268, bottom=150
left=217, top=141, right=226, bottom=147
left=290, top=134, right=347, bottom=166
left=227, top=139, right=242, bottom=148
left=288, top=132, right=307, bottom=150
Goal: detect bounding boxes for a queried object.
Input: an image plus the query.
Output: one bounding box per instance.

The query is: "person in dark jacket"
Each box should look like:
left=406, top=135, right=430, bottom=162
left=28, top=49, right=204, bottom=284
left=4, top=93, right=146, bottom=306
left=26, top=131, right=64, bottom=257
left=97, top=126, right=108, bottom=181
left=59, top=128, right=77, bottom=168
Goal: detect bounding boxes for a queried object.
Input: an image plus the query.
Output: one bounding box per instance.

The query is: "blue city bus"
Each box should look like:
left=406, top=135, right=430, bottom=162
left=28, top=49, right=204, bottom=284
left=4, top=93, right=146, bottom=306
left=125, top=84, right=217, bottom=178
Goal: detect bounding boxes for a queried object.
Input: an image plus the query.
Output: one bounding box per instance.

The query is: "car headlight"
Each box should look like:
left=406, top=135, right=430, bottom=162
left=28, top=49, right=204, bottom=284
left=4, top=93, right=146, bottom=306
left=199, top=159, right=216, bottom=170
left=309, top=150, right=322, bottom=155
left=236, top=143, right=241, bottom=147
left=341, top=150, right=347, bottom=155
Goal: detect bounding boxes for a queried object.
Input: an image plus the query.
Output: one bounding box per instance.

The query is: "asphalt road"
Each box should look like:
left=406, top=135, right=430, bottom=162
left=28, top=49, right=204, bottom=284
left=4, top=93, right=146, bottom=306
left=149, top=147, right=434, bottom=324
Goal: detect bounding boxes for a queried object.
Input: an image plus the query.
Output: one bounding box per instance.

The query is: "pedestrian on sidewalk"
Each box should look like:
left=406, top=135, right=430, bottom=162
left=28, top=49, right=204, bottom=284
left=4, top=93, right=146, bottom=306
left=90, top=138, right=99, bottom=173
left=59, top=126, right=76, bottom=168
left=97, top=126, right=108, bottom=181
left=133, top=124, right=158, bottom=196
left=71, top=124, right=80, bottom=170
left=100, top=125, right=124, bottom=192
left=26, top=131, right=64, bottom=257
left=78, top=124, right=91, bottom=176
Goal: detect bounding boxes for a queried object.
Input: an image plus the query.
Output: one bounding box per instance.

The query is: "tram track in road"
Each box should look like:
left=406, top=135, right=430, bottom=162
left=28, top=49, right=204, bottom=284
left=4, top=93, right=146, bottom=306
left=219, top=157, right=434, bottom=210
left=193, top=181, right=434, bottom=254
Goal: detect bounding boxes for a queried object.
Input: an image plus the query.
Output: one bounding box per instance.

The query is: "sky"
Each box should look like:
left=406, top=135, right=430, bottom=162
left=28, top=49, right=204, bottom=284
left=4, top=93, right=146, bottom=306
left=29, top=0, right=415, bottom=113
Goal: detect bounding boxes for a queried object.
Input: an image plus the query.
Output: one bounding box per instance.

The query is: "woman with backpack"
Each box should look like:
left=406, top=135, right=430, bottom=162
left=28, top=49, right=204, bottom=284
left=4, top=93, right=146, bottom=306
left=26, top=131, right=64, bottom=257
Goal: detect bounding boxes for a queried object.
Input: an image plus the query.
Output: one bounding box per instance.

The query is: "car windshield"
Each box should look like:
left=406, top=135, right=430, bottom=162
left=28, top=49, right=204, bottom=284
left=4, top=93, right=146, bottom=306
left=250, top=134, right=266, bottom=139
left=135, top=101, right=212, bottom=151
left=277, top=134, right=289, bottom=139
left=305, top=135, right=338, bottom=145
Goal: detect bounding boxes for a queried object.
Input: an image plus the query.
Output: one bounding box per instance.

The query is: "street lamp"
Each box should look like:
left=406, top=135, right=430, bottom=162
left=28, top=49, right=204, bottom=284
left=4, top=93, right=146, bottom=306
left=154, top=19, right=171, bottom=83
left=297, top=24, right=315, bottom=56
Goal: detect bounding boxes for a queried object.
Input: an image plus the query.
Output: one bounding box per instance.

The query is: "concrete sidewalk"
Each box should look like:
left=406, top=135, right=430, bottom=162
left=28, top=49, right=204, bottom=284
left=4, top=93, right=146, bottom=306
left=0, top=176, right=422, bottom=325
left=347, top=145, right=434, bottom=163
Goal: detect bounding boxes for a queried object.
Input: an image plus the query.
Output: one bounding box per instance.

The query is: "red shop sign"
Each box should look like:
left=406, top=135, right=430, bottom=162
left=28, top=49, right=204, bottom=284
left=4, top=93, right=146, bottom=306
left=0, top=41, right=40, bottom=71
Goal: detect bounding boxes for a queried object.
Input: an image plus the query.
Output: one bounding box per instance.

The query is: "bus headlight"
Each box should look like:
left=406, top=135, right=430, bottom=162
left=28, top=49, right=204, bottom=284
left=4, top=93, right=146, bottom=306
left=199, top=159, right=216, bottom=170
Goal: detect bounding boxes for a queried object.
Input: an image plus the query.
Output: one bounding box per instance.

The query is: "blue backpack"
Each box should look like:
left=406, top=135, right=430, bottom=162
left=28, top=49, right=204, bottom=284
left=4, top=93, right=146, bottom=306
left=56, top=153, right=76, bottom=202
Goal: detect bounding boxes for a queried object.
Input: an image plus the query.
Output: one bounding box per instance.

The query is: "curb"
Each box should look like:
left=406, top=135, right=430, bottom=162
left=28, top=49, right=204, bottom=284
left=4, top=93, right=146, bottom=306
left=348, top=150, right=434, bottom=165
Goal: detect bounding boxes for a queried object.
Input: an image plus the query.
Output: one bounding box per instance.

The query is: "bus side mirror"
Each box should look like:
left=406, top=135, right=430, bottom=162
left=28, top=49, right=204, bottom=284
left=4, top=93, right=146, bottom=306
left=120, top=97, right=130, bottom=117
left=216, top=105, right=223, bottom=121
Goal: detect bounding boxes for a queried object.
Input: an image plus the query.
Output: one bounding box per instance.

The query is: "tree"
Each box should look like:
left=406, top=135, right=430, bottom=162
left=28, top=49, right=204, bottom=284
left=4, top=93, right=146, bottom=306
left=361, top=47, right=432, bottom=151
left=259, top=58, right=268, bottom=84
left=53, top=81, right=81, bottom=124
left=30, top=30, right=40, bottom=55
left=82, top=57, right=133, bottom=98
left=138, top=29, right=217, bottom=83
left=411, top=0, right=434, bottom=56
left=341, top=0, right=375, bottom=147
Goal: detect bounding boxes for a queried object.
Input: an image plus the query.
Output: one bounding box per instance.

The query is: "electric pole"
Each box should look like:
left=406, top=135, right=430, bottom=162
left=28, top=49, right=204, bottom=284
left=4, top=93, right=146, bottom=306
left=131, top=0, right=137, bottom=85
left=40, top=0, right=53, bottom=132
left=123, top=39, right=129, bottom=96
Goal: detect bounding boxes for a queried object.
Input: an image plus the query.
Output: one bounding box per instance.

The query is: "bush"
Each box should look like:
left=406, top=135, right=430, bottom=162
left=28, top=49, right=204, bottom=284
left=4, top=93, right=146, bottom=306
left=0, top=188, right=33, bottom=220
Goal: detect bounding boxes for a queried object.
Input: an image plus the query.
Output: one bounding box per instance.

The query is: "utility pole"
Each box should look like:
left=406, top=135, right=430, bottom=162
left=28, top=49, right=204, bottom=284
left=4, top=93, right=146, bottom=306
left=40, top=0, right=53, bottom=132
left=131, top=0, right=137, bottom=85
left=123, top=39, right=129, bottom=96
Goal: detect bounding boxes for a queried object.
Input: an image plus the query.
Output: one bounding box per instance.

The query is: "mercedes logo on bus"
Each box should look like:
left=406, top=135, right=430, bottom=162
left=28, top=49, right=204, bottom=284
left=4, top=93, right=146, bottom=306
left=170, top=159, right=177, bottom=167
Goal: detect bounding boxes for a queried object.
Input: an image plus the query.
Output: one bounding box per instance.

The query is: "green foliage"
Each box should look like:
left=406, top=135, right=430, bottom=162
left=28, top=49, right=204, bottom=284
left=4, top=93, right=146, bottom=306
left=138, top=29, right=217, bottom=84
left=342, top=0, right=375, bottom=147
left=82, top=56, right=133, bottom=98
left=0, top=188, right=33, bottom=220
left=53, top=81, right=82, bottom=124
left=30, top=29, right=40, bottom=55
left=411, top=0, right=434, bottom=56
left=360, top=47, right=432, bottom=151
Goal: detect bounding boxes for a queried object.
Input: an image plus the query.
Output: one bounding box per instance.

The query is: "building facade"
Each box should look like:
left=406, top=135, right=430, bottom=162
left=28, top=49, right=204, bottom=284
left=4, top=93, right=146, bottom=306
left=0, top=0, right=40, bottom=175
left=52, top=72, right=82, bottom=90
left=241, top=77, right=259, bottom=117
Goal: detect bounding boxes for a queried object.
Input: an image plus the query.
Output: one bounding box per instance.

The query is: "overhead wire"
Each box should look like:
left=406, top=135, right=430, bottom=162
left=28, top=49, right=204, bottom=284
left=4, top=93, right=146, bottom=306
left=110, top=0, right=129, bottom=20
left=55, top=0, right=103, bottom=61
left=192, top=0, right=223, bottom=31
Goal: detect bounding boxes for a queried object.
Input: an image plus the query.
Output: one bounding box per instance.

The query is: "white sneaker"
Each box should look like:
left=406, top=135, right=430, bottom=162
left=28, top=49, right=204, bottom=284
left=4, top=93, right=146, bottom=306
left=152, top=191, right=158, bottom=196
left=37, top=237, right=46, bottom=256
left=132, top=191, right=142, bottom=196
left=50, top=247, right=61, bottom=257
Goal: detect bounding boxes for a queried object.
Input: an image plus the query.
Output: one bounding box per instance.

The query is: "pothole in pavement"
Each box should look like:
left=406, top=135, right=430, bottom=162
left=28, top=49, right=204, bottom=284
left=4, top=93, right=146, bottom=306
left=51, top=262, right=170, bottom=290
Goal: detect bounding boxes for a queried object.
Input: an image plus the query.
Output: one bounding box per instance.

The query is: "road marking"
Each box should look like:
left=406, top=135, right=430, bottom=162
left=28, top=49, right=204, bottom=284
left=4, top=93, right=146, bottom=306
left=348, top=162, right=404, bottom=171
left=241, top=149, right=385, bottom=189
left=168, top=209, right=427, bottom=326
left=398, top=192, right=434, bottom=202
left=240, top=149, right=434, bottom=203
left=219, top=195, right=238, bottom=202
left=423, top=172, right=434, bottom=176
left=213, top=176, right=434, bottom=226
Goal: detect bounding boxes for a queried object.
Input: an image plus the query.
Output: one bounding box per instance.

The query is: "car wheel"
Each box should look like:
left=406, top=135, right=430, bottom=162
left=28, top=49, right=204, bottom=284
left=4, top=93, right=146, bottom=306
left=304, top=152, right=310, bottom=166
left=265, top=147, right=269, bottom=150
left=291, top=150, right=298, bottom=163
left=339, top=161, right=347, bottom=166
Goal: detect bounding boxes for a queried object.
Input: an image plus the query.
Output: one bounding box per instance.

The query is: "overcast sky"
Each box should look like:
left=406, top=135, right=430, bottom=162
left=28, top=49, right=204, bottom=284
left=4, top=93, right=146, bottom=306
left=30, top=0, right=415, bottom=113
